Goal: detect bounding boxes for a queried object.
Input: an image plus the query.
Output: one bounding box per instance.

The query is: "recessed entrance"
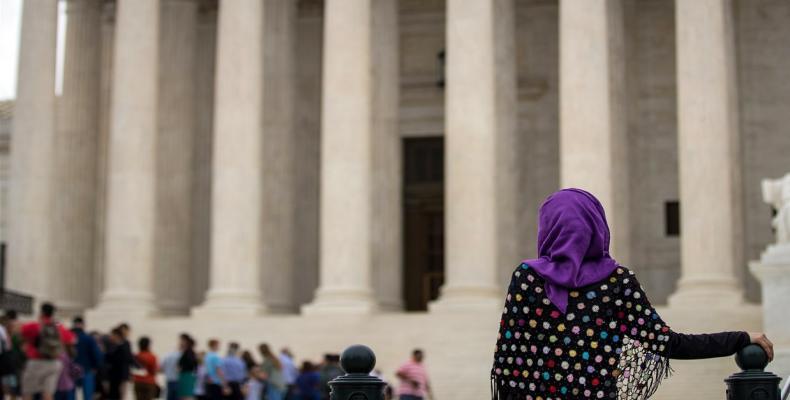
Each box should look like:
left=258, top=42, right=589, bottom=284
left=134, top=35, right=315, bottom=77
left=403, top=137, right=445, bottom=311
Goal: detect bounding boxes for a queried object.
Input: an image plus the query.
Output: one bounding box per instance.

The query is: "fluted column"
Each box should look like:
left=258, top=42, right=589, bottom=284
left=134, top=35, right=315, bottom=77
left=302, top=0, right=400, bottom=315
left=50, top=0, right=102, bottom=315
left=370, top=0, right=402, bottom=311
left=193, top=0, right=266, bottom=316
left=558, top=0, right=630, bottom=264
left=668, top=0, right=743, bottom=306
left=261, top=0, right=297, bottom=313
left=430, top=0, right=518, bottom=312
left=89, top=0, right=160, bottom=316
left=154, top=0, right=198, bottom=316
left=92, top=0, right=117, bottom=307
left=6, top=0, right=58, bottom=302
left=190, top=3, right=218, bottom=306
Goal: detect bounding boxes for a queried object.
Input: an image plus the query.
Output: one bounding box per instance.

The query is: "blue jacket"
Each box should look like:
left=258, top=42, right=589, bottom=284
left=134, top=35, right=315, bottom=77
left=71, top=328, right=103, bottom=372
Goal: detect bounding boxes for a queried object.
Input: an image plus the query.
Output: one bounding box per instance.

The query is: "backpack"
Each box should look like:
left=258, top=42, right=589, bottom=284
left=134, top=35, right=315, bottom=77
left=36, top=322, right=62, bottom=359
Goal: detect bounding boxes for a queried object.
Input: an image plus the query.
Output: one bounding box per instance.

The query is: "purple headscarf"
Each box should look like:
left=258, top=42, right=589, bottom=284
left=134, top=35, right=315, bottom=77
left=522, top=188, right=620, bottom=313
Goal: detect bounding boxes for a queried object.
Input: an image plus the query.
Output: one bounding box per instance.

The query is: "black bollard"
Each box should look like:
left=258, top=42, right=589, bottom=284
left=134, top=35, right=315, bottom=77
left=725, top=344, right=781, bottom=400
left=328, top=344, right=387, bottom=400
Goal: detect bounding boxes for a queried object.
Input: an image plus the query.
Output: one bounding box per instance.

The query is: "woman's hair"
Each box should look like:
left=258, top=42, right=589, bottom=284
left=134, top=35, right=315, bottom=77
left=241, top=350, right=257, bottom=369
left=180, top=333, right=195, bottom=349
left=258, top=343, right=282, bottom=370
left=300, top=361, right=314, bottom=373
left=138, top=336, right=151, bottom=352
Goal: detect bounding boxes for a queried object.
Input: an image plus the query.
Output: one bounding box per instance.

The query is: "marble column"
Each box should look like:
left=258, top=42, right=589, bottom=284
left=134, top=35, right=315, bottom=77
left=558, top=0, right=630, bottom=264
left=155, top=0, right=198, bottom=316
left=669, top=0, right=743, bottom=306
left=261, top=0, right=297, bottom=313
left=302, top=0, right=400, bottom=315
left=92, top=0, right=116, bottom=306
left=50, top=0, right=102, bottom=315
left=6, top=0, right=58, bottom=302
left=370, top=0, right=402, bottom=311
left=430, top=0, right=518, bottom=312
left=89, top=0, right=160, bottom=316
left=291, top=3, right=323, bottom=309
left=193, top=0, right=266, bottom=316
left=190, top=3, right=217, bottom=307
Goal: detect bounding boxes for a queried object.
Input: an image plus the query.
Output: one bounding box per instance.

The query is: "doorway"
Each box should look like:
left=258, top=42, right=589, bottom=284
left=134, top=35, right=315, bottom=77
left=403, top=137, right=445, bottom=311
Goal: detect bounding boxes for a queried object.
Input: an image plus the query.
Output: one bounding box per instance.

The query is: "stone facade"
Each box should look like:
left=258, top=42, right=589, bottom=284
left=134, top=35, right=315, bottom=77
left=5, top=0, right=790, bottom=398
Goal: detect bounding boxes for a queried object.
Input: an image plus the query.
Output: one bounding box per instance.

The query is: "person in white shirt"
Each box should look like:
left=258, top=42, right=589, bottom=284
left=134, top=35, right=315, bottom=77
left=160, top=338, right=182, bottom=400
left=277, top=349, right=298, bottom=399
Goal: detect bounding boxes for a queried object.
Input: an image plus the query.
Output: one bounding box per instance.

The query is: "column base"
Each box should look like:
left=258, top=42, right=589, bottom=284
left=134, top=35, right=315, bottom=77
left=300, top=288, right=378, bottom=315
left=667, top=276, right=743, bottom=308
left=261, top=299, right=298, bottom=315
left=156, top=301, right=191, bottom=317
left=86, top=290, right=159, bottom=320
left=191, top=290, right=268, bottom=317
left=50, top=300, right=90, bottom=319
left=429, top=285, right=502, bottom=313
left=377, top=299, right=404, bottom=313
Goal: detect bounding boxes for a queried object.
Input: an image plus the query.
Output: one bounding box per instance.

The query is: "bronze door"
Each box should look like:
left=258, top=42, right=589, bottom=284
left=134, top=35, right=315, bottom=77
left=403, top=137, right=444, bottom=311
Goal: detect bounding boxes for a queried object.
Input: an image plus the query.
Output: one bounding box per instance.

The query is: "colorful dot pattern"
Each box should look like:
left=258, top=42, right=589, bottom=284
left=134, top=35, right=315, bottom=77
left=492, top=264, right=671, bottom=400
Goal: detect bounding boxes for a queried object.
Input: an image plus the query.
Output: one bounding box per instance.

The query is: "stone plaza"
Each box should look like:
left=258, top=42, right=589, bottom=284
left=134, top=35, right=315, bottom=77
left=2, top=0, right=790, bottom=398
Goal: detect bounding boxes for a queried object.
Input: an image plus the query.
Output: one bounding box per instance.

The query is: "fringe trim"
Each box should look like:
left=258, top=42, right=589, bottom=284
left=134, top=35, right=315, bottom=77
left=639, top=355, right=673, bottom=399
left=490, top=375, right=514, bottom=400
left=491, top=357, right=672, bottom=400
left=616, top=342, right=673, bottom=400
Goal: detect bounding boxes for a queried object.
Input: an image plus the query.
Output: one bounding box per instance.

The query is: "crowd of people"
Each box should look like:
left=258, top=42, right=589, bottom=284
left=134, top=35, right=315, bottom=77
left=0, top=303, right=434, bottom=400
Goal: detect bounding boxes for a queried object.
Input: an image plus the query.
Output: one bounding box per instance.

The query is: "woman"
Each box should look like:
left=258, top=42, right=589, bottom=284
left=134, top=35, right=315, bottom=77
left=177, top=334, right=198, bottom=400
left=258, top=344, right=286, bottom=400
left=133, top=337, right=158, bottom=400
left=55, top=345, right=81, bottom=400
left=240, top=351, right=257, bottom=373
left=491, top=189, right=773, bottom=400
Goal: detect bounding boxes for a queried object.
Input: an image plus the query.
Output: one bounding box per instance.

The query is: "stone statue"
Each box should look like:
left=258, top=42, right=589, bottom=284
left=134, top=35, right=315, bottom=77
left=752, top=173, right=790, bottom=381
left=762, top=173, right=790, bottom=245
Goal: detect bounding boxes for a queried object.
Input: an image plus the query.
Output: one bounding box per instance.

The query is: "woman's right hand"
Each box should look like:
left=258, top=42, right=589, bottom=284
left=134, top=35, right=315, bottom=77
left=748, top=332, right=774, bottom=361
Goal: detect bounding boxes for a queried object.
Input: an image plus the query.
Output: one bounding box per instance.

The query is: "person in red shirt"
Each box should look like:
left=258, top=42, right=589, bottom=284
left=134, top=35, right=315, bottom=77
left=19, top=303, right=75, bottom=400
left=133, top=337, right=158, bottom=400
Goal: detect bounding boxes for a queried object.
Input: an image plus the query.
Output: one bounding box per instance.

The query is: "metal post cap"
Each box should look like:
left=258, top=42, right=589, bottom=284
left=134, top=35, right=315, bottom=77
left=340, top=344, right=377, bottom=374
left=735, top=344, right=769, bottom=371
